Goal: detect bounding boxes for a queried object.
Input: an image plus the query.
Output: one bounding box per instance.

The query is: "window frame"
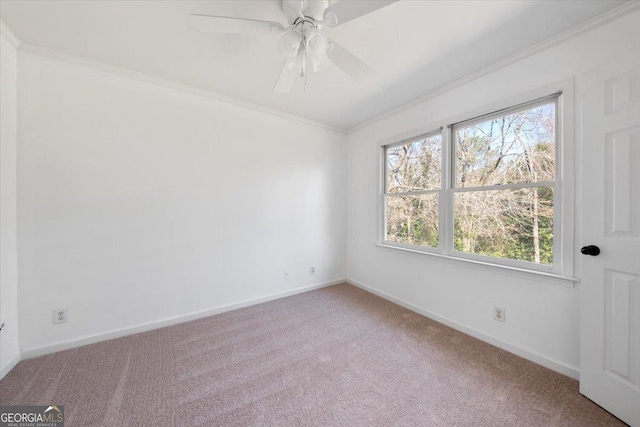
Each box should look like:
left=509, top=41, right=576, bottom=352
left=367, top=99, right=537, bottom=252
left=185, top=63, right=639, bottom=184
left=379, top=83, right=575, bottom=278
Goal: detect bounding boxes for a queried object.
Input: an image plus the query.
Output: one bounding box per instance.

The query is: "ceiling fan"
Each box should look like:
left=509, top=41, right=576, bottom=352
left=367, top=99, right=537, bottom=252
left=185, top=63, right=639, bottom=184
left=190, top=0, right=398, bottom=93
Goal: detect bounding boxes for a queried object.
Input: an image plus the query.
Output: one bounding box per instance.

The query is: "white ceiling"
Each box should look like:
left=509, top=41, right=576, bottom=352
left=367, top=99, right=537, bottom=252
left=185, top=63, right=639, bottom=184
left=0, top=0, right=628, bottom=130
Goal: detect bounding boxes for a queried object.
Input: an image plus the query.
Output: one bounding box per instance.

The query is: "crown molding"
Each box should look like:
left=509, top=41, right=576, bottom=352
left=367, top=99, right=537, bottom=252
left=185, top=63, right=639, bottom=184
left=5, top=14, right=342, bottom=133
left=0, top=21, right=21, bottom=48
left=17, top=42, right=346, bottom=135
left=5, top=1, right=638, bottom=136
left=347, top=1, right=640, bottom=134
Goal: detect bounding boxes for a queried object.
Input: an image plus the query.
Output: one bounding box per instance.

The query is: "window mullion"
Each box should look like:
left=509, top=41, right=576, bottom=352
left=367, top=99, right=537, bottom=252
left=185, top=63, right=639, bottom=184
left=443, top=126, right=453, bottom=257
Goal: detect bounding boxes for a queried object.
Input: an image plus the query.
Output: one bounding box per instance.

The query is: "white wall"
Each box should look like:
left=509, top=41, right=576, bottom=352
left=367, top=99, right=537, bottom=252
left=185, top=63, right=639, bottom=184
left=8, top=7, right=639, bottom=380
left=346, top=11, right=640, bottom=378
left=1, top=29, right=21, bottom=378
left=17, top=52, right=346, bottom=354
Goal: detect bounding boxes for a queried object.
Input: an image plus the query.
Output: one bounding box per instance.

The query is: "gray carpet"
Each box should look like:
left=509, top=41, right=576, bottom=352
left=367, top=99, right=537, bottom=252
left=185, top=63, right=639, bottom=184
left=0, top=284, right=624, bottom=426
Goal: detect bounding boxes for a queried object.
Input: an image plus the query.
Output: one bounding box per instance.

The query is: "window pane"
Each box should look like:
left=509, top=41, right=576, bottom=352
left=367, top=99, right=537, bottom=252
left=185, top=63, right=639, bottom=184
left=386, top=134, right=441, bottom=193
left=455, top=102, right=555, bottom=188
left=386, top=194, right=439, bottom=248
left=454, top=187, right=553, bottom=264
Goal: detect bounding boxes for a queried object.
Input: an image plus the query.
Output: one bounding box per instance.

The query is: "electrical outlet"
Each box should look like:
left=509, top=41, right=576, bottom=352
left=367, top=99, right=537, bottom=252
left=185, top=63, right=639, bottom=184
left=310, top=266, right=315, bottom=275
left=284, top=271, right=290, bottom=280
left=494, top=306, right=505, bottom=322
left=53, top=308, right=68, bottom=324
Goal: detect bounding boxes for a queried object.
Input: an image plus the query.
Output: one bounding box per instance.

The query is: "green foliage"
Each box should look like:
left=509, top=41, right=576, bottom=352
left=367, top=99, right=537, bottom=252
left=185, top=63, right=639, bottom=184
left=387, top=195, right=438, bottom=248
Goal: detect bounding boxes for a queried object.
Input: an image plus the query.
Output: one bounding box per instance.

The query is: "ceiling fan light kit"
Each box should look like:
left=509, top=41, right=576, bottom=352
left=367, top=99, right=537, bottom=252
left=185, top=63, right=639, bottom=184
left=278, top=31, right=303, bottom=58
left=190, top=0, right=398, bottom=93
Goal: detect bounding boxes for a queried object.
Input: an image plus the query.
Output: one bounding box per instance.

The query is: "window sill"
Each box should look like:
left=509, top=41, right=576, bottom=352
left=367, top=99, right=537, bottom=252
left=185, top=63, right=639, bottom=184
left=374, top=243, right=579, bottom=288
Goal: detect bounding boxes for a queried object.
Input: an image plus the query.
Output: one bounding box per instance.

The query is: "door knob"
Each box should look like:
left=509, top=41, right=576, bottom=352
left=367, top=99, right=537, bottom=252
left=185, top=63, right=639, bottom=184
left=581, top=245, right=600, bottom=256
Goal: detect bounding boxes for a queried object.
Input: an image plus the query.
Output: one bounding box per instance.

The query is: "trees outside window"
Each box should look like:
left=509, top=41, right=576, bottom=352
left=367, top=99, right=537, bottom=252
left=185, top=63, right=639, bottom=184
left=385, top=133, right=441, bottom=248
left=383, top=96, right=559, bottom=269
left=453, top=101, right=556, bottom=264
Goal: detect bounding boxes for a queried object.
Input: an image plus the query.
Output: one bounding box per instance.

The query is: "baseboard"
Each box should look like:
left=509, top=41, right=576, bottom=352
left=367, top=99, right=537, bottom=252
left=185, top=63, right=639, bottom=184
left=19, top=277, right=578, bottom=380
left=0, top=353, right=21, bottom=381
left=21, top=279, right=345, bottom=360
left=347, top=278, right=580, bottom=380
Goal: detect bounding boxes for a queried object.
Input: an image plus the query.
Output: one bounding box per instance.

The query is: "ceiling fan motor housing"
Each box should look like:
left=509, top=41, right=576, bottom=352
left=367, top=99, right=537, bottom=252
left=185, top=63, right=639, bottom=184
left=282, top=0, right=332, bottom=23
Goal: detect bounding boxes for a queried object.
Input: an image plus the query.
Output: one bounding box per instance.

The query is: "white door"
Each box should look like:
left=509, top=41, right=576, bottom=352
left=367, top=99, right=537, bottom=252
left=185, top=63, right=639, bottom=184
left=580, top=49, right=640, bottom=426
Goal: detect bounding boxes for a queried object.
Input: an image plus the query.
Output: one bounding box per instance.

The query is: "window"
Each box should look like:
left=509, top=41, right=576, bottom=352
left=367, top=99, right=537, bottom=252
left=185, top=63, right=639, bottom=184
left=382, top=92, right=571, bottom=275
left=453, top=98, right=556, bottom=265
left=384, top=133, right=442, bottom=248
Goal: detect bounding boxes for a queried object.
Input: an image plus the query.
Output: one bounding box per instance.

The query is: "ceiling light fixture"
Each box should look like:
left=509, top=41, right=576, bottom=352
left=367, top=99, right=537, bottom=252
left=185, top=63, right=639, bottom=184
left=278, top=31, right=302, bottom=59
left=276, top=18, right=333, bottom=90
left=306, top=29, right=331, bottom=72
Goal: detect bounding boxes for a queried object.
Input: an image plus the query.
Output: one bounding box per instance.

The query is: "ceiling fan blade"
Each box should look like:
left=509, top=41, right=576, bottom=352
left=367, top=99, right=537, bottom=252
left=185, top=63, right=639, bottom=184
left=325, top=0, right=398, bottom=26
left=273, top=60, right=298, bottom=93
left=190, top=14, right=284, bottom=34
left=327, top=40, right=374, bottom=83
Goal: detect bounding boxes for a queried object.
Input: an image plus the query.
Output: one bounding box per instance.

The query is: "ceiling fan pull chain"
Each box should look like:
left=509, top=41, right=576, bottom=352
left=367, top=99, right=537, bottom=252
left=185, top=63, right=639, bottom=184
left=302, top=32, right=306, bottom=76
left=303, top=40, right=308, bottom=92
